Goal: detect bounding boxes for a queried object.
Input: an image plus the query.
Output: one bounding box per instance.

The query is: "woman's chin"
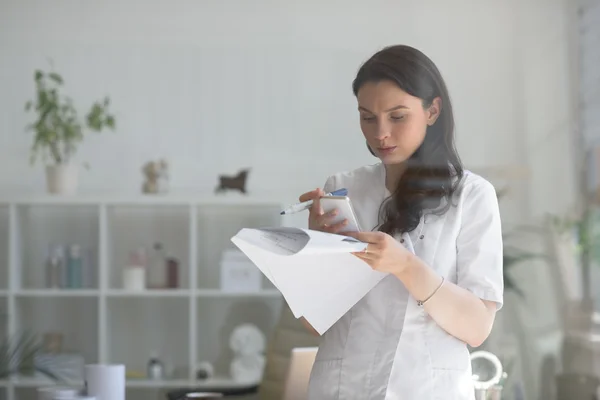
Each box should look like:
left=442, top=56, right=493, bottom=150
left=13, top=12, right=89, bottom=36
left=379, top=153, right=408, bottom=165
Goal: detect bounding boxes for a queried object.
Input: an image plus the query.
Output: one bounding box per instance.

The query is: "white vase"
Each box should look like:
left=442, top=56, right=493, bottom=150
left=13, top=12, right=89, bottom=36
left=45, top=164, right=79, bottom=195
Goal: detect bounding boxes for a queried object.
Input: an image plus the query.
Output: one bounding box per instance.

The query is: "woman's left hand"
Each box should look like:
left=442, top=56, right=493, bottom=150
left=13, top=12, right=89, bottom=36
left=345, top=231, right=413, bottom=276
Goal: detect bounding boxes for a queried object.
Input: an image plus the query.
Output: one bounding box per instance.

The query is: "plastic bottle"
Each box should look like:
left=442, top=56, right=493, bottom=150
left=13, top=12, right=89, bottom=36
left=66, top=244, right=83, bottom=289
left=123, top=248, right=146, bottom=291
left=147, top=242, right=167, bottom=289
left=46, top=244, right=64, bottom=289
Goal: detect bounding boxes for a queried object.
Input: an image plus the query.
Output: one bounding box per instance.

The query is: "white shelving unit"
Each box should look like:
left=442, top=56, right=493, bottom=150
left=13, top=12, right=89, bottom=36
left=0, top=194, right=286, bottom=400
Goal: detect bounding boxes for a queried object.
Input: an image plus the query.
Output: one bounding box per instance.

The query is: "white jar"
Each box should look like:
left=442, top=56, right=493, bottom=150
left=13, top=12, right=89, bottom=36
left=123, top=266, right=145, bottom=291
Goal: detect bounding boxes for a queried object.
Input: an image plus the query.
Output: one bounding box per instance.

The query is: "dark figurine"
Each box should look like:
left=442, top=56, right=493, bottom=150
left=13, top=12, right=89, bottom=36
left=215, top=168, right=250, bottom=194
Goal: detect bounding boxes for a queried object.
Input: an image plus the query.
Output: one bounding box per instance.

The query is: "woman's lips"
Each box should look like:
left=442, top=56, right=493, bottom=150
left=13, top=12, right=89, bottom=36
left=378, top=146, right=397, bottom=155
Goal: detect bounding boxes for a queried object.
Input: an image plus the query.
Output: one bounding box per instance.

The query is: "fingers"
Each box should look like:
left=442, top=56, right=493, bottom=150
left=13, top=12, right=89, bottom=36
left=322, top=218, right=349, bottom=234
left=345, top=231, right=386, bottom=244
left=299, top=188, right=324, bottom=203
left=310, top=208, right=348, bottom=233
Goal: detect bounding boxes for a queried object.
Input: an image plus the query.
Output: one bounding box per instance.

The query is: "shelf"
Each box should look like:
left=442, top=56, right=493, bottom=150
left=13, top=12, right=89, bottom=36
left=195, top=297, right=283, bottom=377
left=106, top=289, right=191, bottom=297
left=7, top=376, right=256, bottom=389
left=106, top=297, right=189, bottom=379
left=0, top=193, right=283, bottom=207
left=2, top=289, right=280, bottom=298
left=107, top=204, right=190, bottom=290
left=196, top=289, right=281, bottom=298
left=15, top=297, right=99, bottom=364
left=125, top=377, right=257, bottom=389
left=196, top=204, right=281, bottom=289
left=13, top=289, right=99, bottom=297
left=14, top=204, right=99, bottom=290
left=0, top=195, right=284, bottom=400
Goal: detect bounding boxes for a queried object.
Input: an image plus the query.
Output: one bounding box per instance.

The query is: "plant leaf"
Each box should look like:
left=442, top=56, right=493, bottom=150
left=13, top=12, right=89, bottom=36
left=48, top=73, right=63, bottom=85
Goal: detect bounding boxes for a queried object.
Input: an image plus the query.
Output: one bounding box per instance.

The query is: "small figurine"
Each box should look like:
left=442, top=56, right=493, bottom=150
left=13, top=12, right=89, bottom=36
left=229, top=323, right=266, bottom=383
left=215, top=168, right=250, bottom=194
left=142, top=159, right=169, bottom=194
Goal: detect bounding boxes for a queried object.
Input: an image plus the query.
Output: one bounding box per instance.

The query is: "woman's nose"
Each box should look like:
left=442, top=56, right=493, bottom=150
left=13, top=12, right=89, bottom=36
left=374, top=121, right=391, bottom=140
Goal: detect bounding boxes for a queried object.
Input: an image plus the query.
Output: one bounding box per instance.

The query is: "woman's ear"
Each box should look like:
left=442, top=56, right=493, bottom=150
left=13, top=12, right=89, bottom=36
left=427, top=97, right=442, bottom=126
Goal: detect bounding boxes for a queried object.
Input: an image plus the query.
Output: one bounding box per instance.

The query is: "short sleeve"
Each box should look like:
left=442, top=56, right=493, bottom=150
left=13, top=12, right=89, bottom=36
left=456, top=179, right=504, bottom=310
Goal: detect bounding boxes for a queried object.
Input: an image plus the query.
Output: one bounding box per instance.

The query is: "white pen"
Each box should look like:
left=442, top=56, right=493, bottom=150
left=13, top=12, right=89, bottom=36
left=280, top=188, right=348, bottom=215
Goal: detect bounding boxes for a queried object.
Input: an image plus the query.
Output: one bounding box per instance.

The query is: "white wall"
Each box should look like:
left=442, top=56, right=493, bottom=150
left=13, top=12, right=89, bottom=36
left=0, top=0, right=578, bottom=217
left=0, top=0, right=580, bottom=399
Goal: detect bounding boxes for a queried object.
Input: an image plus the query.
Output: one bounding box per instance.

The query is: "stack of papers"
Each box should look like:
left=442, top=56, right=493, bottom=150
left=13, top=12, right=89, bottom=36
left=230, top=227, right=388, bottom=334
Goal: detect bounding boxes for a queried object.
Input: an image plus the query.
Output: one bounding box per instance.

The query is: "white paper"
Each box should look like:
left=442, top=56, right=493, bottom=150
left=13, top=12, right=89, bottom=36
left=84, top=364, right=125, bottom=400
left=231, top=227, right=388, bottom=334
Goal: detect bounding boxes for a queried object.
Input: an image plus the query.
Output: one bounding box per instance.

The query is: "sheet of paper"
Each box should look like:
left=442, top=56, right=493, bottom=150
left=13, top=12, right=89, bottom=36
left=300, top=270, right=388, bottom=334
left=230, top=227, right=388, bottom=332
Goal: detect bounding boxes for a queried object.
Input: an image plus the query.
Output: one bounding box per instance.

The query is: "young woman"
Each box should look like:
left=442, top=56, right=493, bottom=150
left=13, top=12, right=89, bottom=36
left=298, top=45, right=504, bottom=399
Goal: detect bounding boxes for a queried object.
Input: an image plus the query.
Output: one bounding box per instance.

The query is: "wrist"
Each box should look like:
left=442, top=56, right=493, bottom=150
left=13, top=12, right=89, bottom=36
left=393, top=251, right=422, bottom=282
left=393, top=253, right=442, bottom=303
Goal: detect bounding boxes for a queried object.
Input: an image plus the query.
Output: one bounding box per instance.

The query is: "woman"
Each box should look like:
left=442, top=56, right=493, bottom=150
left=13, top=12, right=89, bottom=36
left=298, top=45, right=503, bottom=399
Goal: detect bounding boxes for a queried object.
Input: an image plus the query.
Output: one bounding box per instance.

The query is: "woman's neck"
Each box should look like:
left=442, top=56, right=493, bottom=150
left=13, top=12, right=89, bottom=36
left=384, top=162, right=407, bottom=193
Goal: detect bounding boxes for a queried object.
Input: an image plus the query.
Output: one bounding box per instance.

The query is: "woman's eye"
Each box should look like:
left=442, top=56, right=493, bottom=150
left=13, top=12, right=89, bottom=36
left=361, top=116, right=376, bottom=122
left=391, top=115, right=404, bottom=121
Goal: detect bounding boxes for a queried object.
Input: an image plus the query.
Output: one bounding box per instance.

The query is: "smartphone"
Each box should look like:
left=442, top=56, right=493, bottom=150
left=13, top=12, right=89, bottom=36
left=319, top=196, right=361, bottom=233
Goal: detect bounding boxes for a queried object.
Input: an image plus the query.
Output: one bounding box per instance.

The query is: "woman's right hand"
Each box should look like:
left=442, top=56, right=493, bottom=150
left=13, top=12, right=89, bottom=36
left=299, top=188, right=348, bottom=233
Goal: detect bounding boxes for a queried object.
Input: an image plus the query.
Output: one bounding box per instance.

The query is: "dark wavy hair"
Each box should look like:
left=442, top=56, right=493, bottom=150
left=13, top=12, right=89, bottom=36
left=352, top=45, right=464, bottom=235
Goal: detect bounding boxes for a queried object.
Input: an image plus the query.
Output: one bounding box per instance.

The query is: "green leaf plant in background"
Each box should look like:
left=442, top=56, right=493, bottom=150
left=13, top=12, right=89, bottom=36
left=546, top=209, right=600, bottom=304
left=496, top=188, right=547, bottom=298
left=0, top=330, right=60, bottom=381
left=24, top=65, right=116, bottom=166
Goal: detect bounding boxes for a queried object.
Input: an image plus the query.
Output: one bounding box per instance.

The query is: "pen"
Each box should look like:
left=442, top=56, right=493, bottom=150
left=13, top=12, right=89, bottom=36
left=280, top=188, right=348, bottom=215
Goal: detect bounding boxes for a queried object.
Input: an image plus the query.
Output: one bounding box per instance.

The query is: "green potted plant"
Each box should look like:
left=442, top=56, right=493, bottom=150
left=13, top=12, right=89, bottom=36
left=24, top=67, right=116, bottom=195
left=0, top=330, right=60, bottom=381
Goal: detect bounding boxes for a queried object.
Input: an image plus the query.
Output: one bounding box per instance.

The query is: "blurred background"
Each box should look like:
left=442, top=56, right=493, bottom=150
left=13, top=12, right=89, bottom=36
left=0, top=0, right=599, bottom=399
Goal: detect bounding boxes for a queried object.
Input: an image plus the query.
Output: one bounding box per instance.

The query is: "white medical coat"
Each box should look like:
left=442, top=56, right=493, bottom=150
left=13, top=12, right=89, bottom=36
left=307, top=162, right=504, bottom=400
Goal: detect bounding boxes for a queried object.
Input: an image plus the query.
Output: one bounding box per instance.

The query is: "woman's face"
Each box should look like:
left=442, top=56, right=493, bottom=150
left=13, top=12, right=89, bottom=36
left=357, top=80, right=441, bottom=164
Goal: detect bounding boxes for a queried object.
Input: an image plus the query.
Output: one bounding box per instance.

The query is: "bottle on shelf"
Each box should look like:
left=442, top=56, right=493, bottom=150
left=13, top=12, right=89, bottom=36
left=147, top=242, right=167, bottom=289
left=147, top=352, right=164, bottom=380
left=167, top=256, right=179, bottom=289
left=66, top=244, right=83, bottom=289
left=123, top=248, right=147, bottom=291
left=45, top=244, right=64, bottom=289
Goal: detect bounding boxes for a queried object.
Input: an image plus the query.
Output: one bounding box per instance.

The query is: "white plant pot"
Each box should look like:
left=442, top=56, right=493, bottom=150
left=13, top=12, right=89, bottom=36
left=45, top=164, right=79, bottom=195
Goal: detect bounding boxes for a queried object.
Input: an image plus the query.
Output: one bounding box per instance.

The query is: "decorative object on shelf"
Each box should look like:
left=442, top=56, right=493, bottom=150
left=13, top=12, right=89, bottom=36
left=214, top=168, right=250, bottom=195
left=46, top=244, right=65, bottom=289
left=146, top=353, right=164, bottom=380
left=24, top=65, right=116, bottom=196
left=195, top=361, right=215, bottom=380
left=42, top=332, right=64, bottom=353
left=220, top=249, right=261, bottom=293
left=142, top=159, right=169, bottom=194
left=147, top=242, right=168, bottom=289
left=123, top=248, right=147, bottom=291
left=229, top=323, right=266, bottom=383
left=35, top=350, right=86, bottom=384
left=167, top=256, right=180, bottom=288
left=66, top=244, right=83, bottom=289
left=84, top=363, right=125, bottom=400
left=45, top=243, right=95, bottom=289
left=0, top=330, right=61, bottom=381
